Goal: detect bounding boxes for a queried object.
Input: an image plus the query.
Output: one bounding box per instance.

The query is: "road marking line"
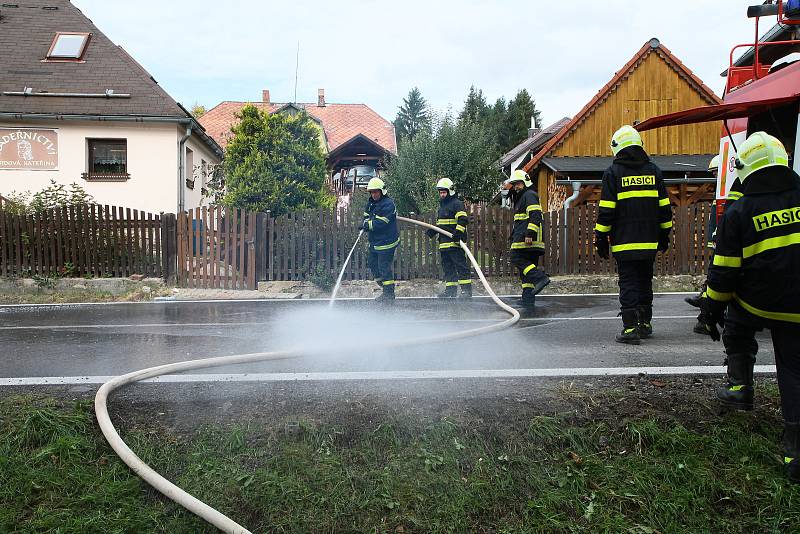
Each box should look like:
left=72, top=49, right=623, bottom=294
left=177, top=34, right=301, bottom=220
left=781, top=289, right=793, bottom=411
left=0, top=316, right=699, bottom=330
left=0, top=365, right=776, bottom=386
left=0, top=292, right=698, bottom=309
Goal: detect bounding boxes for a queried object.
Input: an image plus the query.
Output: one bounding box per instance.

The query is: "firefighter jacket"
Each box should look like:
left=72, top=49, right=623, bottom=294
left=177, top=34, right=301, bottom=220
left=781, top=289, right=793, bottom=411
left=363, top=194, right=400, bottom=252
left=510, top=186, right=544, bottom=252
left=708, top=179, right=744, bottom=248
left=706, top=165, right=800, bottom=325
left=435, top=194, right=468, bottom=250
left=594, top=146, right=672, bottom=260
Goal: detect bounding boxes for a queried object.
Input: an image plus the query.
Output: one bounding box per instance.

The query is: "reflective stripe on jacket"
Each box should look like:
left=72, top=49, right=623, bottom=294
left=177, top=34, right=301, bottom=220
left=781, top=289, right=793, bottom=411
left=436, top=194, right=468, bottom=250
left=707, top=166, right=800, bottom=325
left=363, top=194, right=400, bottom=252
left=594, top=146, right=672, bottom=260
left=510, top=186, right=544, bottom=251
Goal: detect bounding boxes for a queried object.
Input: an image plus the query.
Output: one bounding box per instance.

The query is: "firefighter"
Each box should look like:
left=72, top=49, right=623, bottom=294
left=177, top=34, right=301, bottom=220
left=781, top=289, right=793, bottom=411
left=594, top=125, right=673, bottom=344
left=507, top=169, right=549, bottom=308
left=700, top=132, right=800, bottom=484
left=426, top=178, right=472, bottom=298
left=361, top=178, right=400, bottom=302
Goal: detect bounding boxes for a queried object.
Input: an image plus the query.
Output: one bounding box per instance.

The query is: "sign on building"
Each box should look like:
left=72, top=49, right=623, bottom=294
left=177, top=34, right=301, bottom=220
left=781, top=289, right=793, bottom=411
left=0, top=128, right=59, bottom=170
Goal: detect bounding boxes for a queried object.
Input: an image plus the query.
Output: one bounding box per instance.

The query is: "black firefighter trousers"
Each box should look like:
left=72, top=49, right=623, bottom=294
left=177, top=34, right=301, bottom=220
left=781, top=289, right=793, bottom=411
left=510, top=249, right=546, bottom=291
left=440, top=247, right=471, bottom=287
left=723, top=302, right=800, bottom=423
left=368, top=248, right=396, bottom=289
left=616, top=259, right=654, bottom=310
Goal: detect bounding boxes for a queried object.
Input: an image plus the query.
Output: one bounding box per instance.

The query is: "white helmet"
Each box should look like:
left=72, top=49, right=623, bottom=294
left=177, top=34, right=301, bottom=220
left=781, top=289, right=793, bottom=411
left=735, top=131, right=789, bottom=182
left=708, top=154, right=720, bottom=171
left=366, top=177, right=387, bottom=195
left=610, top=125, right=643, bottom=156
left=509, top=169, right=532, bottom=188
left=436, top=177, right=455, bottom=195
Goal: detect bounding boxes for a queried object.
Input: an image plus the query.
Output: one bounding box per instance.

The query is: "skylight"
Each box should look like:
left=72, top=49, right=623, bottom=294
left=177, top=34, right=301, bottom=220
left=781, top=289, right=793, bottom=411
left=47, top=32, right=90, bottom=59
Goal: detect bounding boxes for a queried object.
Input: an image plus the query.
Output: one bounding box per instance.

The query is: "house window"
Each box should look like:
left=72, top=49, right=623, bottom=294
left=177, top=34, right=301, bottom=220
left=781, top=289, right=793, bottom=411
left=47, top=32, right=90, bottom=60
left=82, top=139, right=129, bottom=181
left=185, top=148, right=195, bottom=189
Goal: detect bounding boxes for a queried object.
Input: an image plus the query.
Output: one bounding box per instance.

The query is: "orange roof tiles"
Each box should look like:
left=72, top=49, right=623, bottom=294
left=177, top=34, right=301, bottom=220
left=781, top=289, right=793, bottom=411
left=199, top=101, right=397, bottom=155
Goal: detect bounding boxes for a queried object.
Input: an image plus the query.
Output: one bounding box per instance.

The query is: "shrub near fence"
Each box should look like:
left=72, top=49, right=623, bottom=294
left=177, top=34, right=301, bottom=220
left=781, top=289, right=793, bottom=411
left=267, top=202, right=714, bottom=281
left=0, top=204, right=163, bottom=278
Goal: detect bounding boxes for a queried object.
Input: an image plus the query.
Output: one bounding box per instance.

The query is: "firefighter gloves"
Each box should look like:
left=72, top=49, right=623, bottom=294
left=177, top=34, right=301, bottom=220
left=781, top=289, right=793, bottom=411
left=700, top=298, right=726, bottom=342
left=595, top=232, right=610, bottom=259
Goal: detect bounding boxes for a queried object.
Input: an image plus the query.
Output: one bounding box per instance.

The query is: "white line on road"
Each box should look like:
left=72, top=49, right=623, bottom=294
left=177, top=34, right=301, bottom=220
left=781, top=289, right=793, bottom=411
left=0, top=365, right=776, bottom=386
left=0, top=316, right=699, bottom=330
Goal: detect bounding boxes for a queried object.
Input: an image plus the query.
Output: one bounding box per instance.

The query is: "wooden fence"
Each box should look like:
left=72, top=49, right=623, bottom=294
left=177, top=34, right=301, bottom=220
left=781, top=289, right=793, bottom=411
left=266, top=202, right=714, bottom=280
left=176, top=206, right=257, bottom=289
left=0, top=204, right=164, bottom=278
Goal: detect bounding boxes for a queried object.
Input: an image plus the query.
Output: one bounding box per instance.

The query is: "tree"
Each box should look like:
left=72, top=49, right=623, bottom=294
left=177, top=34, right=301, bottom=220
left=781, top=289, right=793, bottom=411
left=394, top=87, right=431, bottom=142
left=386, top=112, right=502, bottom=215
left=458, top=85, right=490, bottom=125
left=190, top=103, right=207, bottom=118
left=217, top=105, right=333, bottom=216
left=506, top=89, right=542, bottom=148
left=488, top=97, right=512, bottom=154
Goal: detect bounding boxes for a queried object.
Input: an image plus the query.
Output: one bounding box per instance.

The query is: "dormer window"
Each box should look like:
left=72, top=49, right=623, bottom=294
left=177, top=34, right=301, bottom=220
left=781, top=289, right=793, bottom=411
left=46, top=32, right=90, bottom=60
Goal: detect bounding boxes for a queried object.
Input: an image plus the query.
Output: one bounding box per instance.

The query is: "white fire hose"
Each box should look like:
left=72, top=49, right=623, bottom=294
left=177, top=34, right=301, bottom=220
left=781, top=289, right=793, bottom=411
left=95, top=216, right=520, bottom=533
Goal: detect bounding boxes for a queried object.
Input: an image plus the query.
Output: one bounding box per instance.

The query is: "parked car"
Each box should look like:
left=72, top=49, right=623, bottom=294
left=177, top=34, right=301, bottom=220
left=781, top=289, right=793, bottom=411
left=344, top=165, right=378, bottom=189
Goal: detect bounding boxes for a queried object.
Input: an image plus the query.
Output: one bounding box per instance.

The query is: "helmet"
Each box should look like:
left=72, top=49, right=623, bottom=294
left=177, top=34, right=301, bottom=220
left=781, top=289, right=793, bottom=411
left=735, top=131, right=789, bottom=182
left=708, top=154, right=720, bottom=171
left=610, top=125, right=643, bottom=156
left=366, top=177, right=387, bottom=194
left=509, top=169, right=532, bottom=188
left=436, top=177, right=455, bottom=195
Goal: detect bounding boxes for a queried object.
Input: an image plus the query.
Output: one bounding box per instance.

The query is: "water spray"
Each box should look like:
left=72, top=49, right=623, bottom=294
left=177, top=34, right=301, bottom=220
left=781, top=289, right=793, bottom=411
left=95, top=217, right=519, bottom=533
left=329, top=229, right=363, bottom=307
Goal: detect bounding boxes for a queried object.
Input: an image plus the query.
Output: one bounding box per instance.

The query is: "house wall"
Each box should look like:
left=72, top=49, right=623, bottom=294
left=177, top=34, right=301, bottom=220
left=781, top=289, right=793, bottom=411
left=551, top=53, right=721, bottom=158
left=183, top=133, right=222, bottom=210
left=0, top=121, right=219, bottom=214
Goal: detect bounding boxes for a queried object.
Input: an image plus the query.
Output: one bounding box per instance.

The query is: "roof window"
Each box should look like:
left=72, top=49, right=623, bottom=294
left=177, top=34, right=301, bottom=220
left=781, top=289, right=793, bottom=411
left=47, top=32, right=90, bottom=60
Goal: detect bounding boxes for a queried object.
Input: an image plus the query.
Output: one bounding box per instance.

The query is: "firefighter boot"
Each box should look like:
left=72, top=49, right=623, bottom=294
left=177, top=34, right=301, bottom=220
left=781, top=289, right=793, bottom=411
left=458, top=283, right=473, bottom=299
left=531, top=272, right=551, bottom=296
left=615, top=308, right=641, bottom=345
left=375, top=284, right=395, bottom=303
left=684, top=294, right=703, bottom=308
left=716, top=353, right=755, bottom=411
left=437, top=284, right=457, bottom=298
left=783, top=422, right=800, bottom=484
left=518, top=287, right=536, bottom=308
left=638, top=305, right=653, bottom=339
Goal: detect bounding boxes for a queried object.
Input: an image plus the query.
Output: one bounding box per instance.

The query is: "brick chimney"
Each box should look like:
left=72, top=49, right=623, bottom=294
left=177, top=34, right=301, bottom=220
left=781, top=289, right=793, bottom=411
left=318, top=88, right=325, bottom=107
left=262, top=89, right=270, bottom=104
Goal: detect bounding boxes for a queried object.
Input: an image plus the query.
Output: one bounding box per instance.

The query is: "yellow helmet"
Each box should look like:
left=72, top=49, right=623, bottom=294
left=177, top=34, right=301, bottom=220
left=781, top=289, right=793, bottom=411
left=610, top=125, right=643, bottom=156
left=436, top=177, right=455, bottom=194
left=735, top=131, right=789, bottom=182
left=708, top=154, right=720, bottom=171
left=366, top=177, right=387, bottom=194
left=509, top=169, right=532, bottom=188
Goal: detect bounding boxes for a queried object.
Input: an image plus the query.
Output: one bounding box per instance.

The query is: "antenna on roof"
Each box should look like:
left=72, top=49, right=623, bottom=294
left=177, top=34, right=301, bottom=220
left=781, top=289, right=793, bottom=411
left=294, top=41, right=300, bottom=104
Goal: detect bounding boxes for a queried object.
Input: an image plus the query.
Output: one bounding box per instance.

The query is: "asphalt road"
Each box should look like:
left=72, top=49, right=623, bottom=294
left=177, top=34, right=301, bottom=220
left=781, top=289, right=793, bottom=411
left=0, top=294, right=774, bottom=380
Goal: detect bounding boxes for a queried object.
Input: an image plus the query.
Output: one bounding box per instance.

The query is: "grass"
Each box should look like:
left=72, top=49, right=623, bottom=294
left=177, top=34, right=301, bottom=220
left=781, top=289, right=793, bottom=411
left=2, top=394, right=800, bottom=533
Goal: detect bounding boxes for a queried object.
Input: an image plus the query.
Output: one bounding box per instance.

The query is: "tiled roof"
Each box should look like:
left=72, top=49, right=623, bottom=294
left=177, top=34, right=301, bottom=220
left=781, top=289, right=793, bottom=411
left=0, top=0, right=188, bottom=117
left=523, top=38, right=723, bottom=173
left=499, top=117, right=571, bottom=167
left=199, top=101, right=398, bottom=154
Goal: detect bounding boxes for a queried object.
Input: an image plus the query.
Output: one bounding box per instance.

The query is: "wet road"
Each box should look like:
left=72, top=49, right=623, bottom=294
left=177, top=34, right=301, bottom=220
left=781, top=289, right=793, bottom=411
left=0, top=294, right=774, bottom=380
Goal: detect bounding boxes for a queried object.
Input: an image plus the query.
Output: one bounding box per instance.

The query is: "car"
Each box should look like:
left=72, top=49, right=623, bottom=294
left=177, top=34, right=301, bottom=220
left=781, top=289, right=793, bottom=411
left=344, top=165, right=378, bottom=189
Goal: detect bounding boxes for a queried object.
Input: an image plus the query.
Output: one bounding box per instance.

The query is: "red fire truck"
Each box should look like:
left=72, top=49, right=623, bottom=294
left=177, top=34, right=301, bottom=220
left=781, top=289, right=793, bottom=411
left=637, top=2, right=800, bottom=218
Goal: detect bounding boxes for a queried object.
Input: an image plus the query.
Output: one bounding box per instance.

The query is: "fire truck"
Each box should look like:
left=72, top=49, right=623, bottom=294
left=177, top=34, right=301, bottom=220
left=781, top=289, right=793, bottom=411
left=637, top=1, right=800, bottom=219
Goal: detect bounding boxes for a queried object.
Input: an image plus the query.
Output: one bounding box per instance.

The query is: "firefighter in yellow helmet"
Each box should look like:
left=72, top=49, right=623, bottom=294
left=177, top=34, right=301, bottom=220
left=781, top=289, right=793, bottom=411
left=700, top=132, right=800, bottom=484
left=426, top=178, right=472, bottom=298
left=595, top=125, right=673, bottom=344
left=507, top=169, right=549, bottom=308
left=361, top=177, right=400, bottom=302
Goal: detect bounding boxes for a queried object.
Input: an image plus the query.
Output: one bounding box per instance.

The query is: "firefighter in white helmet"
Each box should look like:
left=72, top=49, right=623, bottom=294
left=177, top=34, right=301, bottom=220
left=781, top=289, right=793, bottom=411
left=507, top=169, right=549, bottom=308
left=426, top=178, right=472, bottom=298
left=595, top=125, right=673, bottom=344
left=700, top=132, right=800, bottom=483
left=361, top=177, right=400, bottom=302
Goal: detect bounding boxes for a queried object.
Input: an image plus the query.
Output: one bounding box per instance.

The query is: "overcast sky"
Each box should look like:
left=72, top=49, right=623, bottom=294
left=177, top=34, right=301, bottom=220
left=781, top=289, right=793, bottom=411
left=74, top=0, right=765, bottom=127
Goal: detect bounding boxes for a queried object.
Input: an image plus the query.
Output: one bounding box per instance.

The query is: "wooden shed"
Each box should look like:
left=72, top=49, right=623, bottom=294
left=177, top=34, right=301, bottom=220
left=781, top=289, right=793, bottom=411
left=524, top=38, right=723, bottom=211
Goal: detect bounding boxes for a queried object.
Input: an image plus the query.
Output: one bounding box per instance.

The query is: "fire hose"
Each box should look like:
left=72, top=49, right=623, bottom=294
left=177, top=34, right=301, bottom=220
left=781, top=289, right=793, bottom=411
left=94, top=216, right=520, bottom=533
